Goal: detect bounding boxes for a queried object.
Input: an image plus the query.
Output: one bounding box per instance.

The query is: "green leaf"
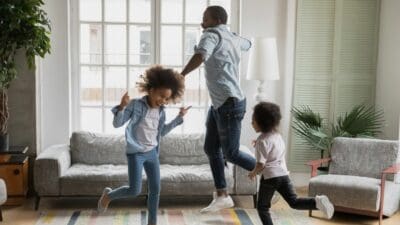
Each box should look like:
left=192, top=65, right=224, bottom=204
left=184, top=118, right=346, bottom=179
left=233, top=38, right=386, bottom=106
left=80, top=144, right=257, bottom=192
left=336, top=104, right=384, bottom=137
left=0, top=0, right=51, bottom=88
left=292, top=104, right=385, bottom=158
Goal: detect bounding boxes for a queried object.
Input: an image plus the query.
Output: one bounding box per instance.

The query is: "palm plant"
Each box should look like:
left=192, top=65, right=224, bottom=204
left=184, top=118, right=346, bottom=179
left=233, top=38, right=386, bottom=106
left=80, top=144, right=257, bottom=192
left=292, top=104, right=384, bottom=159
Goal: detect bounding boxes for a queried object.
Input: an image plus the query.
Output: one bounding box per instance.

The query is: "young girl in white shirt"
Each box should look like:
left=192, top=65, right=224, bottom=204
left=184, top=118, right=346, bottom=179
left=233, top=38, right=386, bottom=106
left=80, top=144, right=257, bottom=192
left=97, top=65, right=190, bottom=225
left=248, top=102, right=334, bottom=225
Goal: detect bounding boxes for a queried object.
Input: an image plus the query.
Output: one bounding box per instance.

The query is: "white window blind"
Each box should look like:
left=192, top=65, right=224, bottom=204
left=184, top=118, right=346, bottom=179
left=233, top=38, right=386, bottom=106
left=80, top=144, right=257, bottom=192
left=289, top=0, right=379, bottom=171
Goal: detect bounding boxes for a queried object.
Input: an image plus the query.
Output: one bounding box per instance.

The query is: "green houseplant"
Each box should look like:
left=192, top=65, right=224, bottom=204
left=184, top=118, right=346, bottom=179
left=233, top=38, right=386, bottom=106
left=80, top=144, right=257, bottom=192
left=0, top=0, right=51, bottom=150
left=292, top=104, right=385, bottom=171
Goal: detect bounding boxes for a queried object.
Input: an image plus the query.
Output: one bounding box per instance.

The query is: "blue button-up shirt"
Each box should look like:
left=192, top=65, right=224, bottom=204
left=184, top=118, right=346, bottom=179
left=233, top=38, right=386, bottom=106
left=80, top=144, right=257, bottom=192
left=195, top=24, right=252, bottom=108
left=111, top=96, right=183, bottom=154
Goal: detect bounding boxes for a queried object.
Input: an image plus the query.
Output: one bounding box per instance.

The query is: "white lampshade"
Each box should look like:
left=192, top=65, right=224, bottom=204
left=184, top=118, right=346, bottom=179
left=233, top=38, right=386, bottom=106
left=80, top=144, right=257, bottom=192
left=246, top=37, right=280, bottom=81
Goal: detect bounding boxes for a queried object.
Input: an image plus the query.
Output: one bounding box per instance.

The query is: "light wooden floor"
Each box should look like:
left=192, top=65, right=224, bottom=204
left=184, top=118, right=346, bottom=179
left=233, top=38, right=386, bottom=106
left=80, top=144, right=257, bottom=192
left=2, top=188, right=400, bottom=225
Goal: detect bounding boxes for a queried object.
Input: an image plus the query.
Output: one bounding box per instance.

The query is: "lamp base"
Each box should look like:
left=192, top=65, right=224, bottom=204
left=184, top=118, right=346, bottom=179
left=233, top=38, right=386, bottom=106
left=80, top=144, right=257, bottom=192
left=254, top=80, right=268, bottom=102
left=254, top=93, right=268, bottom=102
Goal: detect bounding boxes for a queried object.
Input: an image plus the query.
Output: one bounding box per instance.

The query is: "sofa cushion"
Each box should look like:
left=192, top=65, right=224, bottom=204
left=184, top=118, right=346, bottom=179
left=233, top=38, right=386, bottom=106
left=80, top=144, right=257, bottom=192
left=309, top=174, right=379, bottom=211
left=60, top=163, right=234, bottom=197
left=329, top=137, right=400, bottom=182
left=60, top=163, right=234, bottom=196
left=159, top=133, right=209, bottom=165
left=159, top=164, right=234, bottom=195
left=309, top=174, right=400, bottom=216
left=60, top=164, right=147, bottom=196
left=70, top=131, right=127, bottom=165
left=70, top=132, right=209, bottom=165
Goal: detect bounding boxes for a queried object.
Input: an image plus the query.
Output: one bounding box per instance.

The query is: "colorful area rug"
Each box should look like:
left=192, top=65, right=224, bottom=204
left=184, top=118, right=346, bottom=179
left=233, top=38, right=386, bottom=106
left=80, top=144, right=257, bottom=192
left=35, top=208, right=313, bottom=225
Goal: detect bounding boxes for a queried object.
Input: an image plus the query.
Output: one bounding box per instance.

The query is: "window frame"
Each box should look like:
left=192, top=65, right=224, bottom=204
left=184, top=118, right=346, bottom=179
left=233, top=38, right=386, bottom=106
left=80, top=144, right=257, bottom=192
left=70, top=0, right=241, bottom=134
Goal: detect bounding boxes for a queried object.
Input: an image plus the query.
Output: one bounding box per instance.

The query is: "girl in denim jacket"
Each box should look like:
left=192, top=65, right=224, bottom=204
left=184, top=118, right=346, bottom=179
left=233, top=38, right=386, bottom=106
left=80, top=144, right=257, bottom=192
left=98, top=65, right=189, bottom=225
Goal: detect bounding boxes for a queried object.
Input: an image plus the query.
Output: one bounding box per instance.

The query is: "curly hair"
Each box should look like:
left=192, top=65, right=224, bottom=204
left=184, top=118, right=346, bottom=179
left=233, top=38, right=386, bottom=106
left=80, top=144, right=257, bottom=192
left=206, top=6, right=228, bottom=24
left=253, top=102, right=282, bottom=133
left=137, top=65, right=185, bottom=104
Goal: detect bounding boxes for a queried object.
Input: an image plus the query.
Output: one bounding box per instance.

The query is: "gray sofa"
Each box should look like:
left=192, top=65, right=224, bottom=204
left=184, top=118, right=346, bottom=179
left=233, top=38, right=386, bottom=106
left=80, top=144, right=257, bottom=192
left=308, top=137, right=400, bottom=224
left=34, top=131, right=257, bottom=209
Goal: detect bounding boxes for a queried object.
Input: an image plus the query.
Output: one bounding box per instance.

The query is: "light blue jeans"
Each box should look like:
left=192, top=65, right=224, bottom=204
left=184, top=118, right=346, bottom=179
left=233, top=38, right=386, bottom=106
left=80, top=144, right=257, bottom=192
left=108, top=148, right=160, bottom=225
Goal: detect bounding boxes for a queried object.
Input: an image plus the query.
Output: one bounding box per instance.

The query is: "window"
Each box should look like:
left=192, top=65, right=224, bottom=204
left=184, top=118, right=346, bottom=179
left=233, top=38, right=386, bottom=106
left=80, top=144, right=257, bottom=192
left=71, top=0, right=239, bottom=134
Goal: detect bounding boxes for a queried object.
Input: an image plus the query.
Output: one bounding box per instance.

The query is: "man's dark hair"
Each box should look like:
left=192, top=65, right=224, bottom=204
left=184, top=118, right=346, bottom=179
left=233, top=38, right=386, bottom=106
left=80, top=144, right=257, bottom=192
left=206, top=6, right=228, bottom=24
left=253, top=102, right=282, bottom=133
left=137, top=65, right=185, bottom=104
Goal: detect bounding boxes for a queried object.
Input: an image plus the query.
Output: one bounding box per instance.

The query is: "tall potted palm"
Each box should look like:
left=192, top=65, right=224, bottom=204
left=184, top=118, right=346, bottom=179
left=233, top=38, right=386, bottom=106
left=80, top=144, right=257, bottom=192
left=292, top=104, right=384, bottom=171
left=0, top=0, right=51, bottom=150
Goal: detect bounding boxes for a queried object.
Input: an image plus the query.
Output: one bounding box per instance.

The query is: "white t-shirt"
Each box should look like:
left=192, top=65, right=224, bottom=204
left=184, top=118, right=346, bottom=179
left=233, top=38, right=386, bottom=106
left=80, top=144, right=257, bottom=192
left=135, top=107, right=160, bottom=152
left=255, top=132, right=289, bottom=179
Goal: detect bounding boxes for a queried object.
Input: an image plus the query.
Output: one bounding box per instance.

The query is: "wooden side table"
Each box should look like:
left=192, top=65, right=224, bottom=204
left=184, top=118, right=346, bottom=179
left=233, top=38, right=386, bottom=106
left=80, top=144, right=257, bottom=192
left=0, top=146, right=29, bottom=206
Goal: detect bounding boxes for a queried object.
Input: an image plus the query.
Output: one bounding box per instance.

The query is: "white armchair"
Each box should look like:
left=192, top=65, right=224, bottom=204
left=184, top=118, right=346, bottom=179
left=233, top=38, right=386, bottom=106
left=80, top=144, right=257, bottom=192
left=307, top=137, right=400, bottom=225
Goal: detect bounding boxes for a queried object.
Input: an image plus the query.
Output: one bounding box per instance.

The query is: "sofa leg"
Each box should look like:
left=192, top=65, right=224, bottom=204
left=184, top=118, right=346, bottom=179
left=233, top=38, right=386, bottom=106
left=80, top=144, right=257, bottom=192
left=35, top=196, right=41, bottom=211
left=0, top=206, right=3, bottom=221
left=308, top=209, right=312, bottom=217
left=253, top=194, right=257, bottom=208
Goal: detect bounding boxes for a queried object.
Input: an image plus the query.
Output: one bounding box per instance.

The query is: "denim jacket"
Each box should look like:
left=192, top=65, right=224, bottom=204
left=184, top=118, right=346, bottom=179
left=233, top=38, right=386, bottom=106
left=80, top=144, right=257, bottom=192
left=111, top=96, right=183, bottom=154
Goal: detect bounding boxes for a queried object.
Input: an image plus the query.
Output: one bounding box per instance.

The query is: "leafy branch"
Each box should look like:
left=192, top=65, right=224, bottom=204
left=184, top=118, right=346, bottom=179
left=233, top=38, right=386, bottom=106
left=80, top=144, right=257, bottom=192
left=292, top=104, right=384, bottom=158
left=0, top=0, right=51, bottom=135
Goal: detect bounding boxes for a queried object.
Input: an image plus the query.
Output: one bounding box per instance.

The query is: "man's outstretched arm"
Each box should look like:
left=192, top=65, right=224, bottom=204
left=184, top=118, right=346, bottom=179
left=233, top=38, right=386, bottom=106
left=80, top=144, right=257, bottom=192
left=181, top=53, right=204, bottom=76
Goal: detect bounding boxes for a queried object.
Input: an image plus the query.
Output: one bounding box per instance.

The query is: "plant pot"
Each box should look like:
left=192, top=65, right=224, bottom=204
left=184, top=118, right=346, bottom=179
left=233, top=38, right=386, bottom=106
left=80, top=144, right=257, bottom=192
left=0, top=133, right=9, bottom=151
left=317, top=166, right=329, bottom=175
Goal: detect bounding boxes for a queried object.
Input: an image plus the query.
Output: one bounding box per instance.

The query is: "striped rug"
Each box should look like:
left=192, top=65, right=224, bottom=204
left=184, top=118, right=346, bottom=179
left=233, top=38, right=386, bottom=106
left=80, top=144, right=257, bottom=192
left=35, top=208, right=313, bottom=225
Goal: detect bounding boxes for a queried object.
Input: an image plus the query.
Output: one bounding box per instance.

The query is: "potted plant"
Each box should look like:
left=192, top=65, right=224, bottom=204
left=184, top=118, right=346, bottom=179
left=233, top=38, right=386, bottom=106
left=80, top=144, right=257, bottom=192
left=292, top=104, right=384, bottom=173
left=0, top=0, right=51, bottom=150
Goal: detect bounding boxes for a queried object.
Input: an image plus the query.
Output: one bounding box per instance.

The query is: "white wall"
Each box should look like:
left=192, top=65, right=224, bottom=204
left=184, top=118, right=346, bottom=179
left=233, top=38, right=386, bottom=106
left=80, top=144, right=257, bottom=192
left=376, top=0, right=400, bottom=140
left=240, top=0, right=295, bottom=150
left=240, top=1, right=309, bottom=186
left=37, top=0, right=71, bottom=151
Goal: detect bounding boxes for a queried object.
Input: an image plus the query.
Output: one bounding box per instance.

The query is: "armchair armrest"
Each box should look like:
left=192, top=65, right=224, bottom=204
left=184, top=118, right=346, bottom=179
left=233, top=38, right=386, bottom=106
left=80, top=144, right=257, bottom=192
left=34, top=144, right=71, bottom=196
left=382, top=163, right=400, bottom=174
left=380, top=163, right=400, bottom=184
left=306, top=158, right=331, bottom=178
left=379, top=163, right=400, bottom=221
left=233, top=145, right=257, bottom=195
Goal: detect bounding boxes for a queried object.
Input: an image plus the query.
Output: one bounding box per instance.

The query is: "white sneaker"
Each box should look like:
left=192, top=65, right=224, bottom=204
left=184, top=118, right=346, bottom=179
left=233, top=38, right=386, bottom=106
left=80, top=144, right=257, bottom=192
left=97, top=187, right=112, bottom=213
left=316, top=195, right=334, bottom=219
left=200, top=194, right=234, bottom=213
left=200, top=191, right=218, bottom=213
